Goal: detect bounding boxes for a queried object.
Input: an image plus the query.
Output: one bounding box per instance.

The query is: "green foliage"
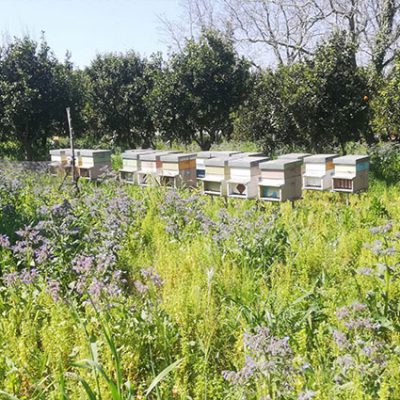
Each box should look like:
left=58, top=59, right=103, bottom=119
left=234, top=32, right=371, bottom=154
left=368, top=142, right=400, bottom=183
left=84, top=51, right=157, bottom=149
left=370, top=55, right=400, bottom=140
left=0, top=35, right=81, bottom=160
left=147, top=30, right=250, bottom=150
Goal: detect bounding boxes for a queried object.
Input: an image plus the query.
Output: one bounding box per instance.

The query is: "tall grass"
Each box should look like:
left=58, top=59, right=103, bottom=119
left=0, top=168, right=399, bottom=399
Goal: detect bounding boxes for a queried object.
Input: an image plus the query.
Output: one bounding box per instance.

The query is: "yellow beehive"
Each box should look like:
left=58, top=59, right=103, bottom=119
left=137, top=151, right=181, bottom=187
left=120, top=149, right=154, bottom=184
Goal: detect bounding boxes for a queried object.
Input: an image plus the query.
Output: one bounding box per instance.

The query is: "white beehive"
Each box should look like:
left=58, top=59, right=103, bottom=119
left=49, top=149, right=70, bottom=176
left=195, top=151, right=242, bottom=179
left=258, top=159, right=303, bottom=202
left=137, top=151, right=181, bottom=186
left=332, top=155, right=369, bottom=193
left=76, top=149, right=112, bottom=180
left=200, top=157, right=235, bottom=196
left=159, top=153, right=197, bottom=188
left=119, top=149, right=154, bottom=184
left=303, top=154, right=338, bottom=190
left=226, top=156, right=269, bottom=199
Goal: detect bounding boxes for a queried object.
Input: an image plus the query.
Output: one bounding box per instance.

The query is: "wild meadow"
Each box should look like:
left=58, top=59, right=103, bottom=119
left=0, top=164, right=399, bottom=400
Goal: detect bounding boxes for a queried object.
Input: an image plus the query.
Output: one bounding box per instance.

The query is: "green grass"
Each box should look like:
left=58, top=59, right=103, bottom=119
left=0, top=170, right=399, bottom=399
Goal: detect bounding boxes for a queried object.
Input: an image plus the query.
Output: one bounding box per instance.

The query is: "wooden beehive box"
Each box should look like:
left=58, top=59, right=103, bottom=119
left=258, top=159, right=303, bottom=202
left=226, top=156, right=269, bottom=199
left=200, top=157, right=238, bottom=196
left=159, top=153, right=197, bottom=188
left=332, top=155, right=369, bottom=193
left=49, top=149, right=70, bottom=175
left=120, top=149, right=154, bottom=184
left=137, top=151, right=181, bottom=186
left=76, top=149, right=112, bottom=180
left=195, top=151, right=242, bottom=179
left=303, top=154, right=338, bottom=190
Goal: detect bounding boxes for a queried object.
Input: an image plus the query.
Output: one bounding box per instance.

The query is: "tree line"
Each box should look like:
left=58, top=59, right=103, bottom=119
left=0, top=30, right=399, bottom=160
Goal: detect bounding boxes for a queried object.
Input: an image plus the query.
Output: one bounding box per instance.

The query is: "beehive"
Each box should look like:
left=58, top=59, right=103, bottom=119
left=201, top=157, right=238, bottom=196
left=196, top=151, right=242, bottom=179
left=332, top=155, right=369, bottom=193
left=49, top=149, right=70, bottom=175
left=226, top=156, right=269, bottom=199
left=159, top=153, right=197, bottom=188
left=278, top=153, right=311, bottom=174
left=258, top=159, right=303, bottom=202
left=119, top=149, right=154, bottom=184
left=76, top=149, right=112, bottom=180
left=137, top=151, right=181, bottom=186
left=303, top=154, right=338, bottom=190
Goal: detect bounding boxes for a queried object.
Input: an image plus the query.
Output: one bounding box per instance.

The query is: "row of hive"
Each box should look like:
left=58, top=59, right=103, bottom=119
left=49, top=149, right=370, bottom=201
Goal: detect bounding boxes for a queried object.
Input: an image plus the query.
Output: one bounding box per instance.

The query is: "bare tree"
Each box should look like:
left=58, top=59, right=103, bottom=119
left=159, top=0, right=400, bottom=72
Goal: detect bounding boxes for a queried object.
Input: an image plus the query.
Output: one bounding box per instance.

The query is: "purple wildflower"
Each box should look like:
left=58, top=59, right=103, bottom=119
left=298, top=390, right=316, bottom=400
left=46, top=279, right=61, bottom=301
left=0, top=234, right=10, bottom=248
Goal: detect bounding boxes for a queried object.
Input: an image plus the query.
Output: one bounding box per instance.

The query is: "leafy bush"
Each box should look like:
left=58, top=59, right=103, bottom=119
left=368, top=142, right=400, bottom=183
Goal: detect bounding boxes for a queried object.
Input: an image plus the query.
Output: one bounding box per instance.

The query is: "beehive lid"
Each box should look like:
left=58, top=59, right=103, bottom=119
left=304, top=154, right=338, bottom=163
left=204, top=157, right=232, bottom=167
left=333, top=172, right=356, bottom=179
left=159, top=170, right=180, bottom=177
left=259, top=159, right=302, bottom=171
left=120, top=167, right=137, bottom=173
left=50, top=148, right=70, bottom=155
left=122, top=149, right=154, bottom=159
left=239, top=152, right=266, bottom=157
left=139, top=151, right=181, bottom=161
left=227, top=177, right=251, bottom=184
left=228, top=156, right=269, bottom=168
left=201, top=175, right=225, bottom=182
left=278, top=153, right=311, bottom=161
left=258, top=178, right=285, bottom=187
left=209, top=151, right=242, bottom=157
left=78, top=149, right=111, bottom=157
left=333, top=155, right=369, bottom=165
left=161, top=153, right=197, bottom=162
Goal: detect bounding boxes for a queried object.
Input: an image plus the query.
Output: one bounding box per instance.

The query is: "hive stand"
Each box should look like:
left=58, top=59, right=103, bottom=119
left=119, top=149, right=154, bottom=184
left=75, top=150, right=112, bottom=181
left=159, top=153, right=197, bottom=188
left=332, top=155, right=370, bottom=193
left=137, top=151, right=181, bottom=187
left=258, top=159, right=303, bottom=202
left=226, top=156, right=269, bottom=199
left=303, top=154, right=338, bottom=190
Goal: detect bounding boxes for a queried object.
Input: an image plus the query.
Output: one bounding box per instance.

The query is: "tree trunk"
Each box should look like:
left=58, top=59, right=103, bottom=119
left=22, top=126, right=33, bottom=161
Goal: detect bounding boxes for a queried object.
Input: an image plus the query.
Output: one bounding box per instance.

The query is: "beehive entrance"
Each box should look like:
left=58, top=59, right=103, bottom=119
left=333, top=178, right=352, bottom=190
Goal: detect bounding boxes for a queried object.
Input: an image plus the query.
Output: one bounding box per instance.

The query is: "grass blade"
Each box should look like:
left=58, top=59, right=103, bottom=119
left=145, top=358, right=183, bottom=398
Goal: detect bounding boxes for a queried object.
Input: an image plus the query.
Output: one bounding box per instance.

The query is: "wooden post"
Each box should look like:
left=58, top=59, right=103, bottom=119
left=66, top=107, right=79, bottom=191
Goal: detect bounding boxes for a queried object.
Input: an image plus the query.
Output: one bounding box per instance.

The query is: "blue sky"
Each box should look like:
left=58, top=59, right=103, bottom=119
left=0, top=0, right=181, bottom=67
